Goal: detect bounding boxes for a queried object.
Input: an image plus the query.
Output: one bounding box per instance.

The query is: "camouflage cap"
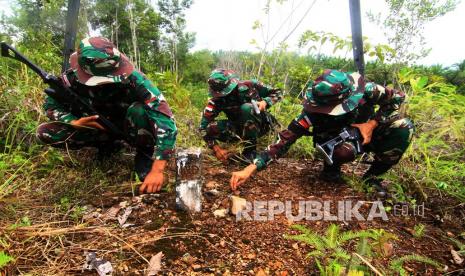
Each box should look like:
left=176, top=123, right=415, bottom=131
left=304, top=69, right=364, bottom=116
left=207, top=69, right=240, bottom=98
left=69, top=37, right=134, bottom=86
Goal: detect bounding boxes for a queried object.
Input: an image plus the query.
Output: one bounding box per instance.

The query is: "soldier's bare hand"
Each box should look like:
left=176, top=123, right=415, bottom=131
left=230, top=164, right=257, bottom=190
left=213, top=145, right=230, bottom=163
left=139, top=160, right=167, bottom=194
left=70, top=115, right=105, bottom=130
left=351, top=119, right=379, bottom=145
left=258, top=100, right=267, bottom=111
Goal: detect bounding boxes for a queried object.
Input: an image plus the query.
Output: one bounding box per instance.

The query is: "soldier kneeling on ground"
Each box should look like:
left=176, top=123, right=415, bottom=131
left=199, top=69, right=282, bottom=163
left=230, top=69, right=414, bottom=198
left=36, top=37, right=177, bottom=194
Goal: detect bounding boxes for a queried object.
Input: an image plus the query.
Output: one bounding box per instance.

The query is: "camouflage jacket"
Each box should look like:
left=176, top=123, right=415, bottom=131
left=253, top=80, right=407, bottom=170
left=43, top=70, right=177, bottom=160
left=199, top=80, right=282, bottom=129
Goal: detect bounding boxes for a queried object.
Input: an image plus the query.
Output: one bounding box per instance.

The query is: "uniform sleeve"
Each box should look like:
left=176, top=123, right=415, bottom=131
left=43, top=95, right=78, bottom=123
left=199, top=98, right=220, bottom=130
left=251, top=79, right=282, bottom=108
left=127, top=71, right=177, bottom=160
left=253, top=112, right=311, bottom=171
left=364, top=82, right=406, bottom=124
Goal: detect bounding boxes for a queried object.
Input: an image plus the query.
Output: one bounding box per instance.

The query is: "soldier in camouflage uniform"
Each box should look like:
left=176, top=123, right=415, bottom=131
left=231, top=69, right=414, bottom=197
left=200, top=69, right=282, bottom=162
left=36, top=37, right=177, bottom=194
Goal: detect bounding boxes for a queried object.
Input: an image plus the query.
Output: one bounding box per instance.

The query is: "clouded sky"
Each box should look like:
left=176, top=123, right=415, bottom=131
left=185, top=0, right=465, bottom=66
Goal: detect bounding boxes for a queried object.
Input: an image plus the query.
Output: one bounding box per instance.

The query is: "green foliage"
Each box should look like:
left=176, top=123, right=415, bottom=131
left=8, top=216, right=31, bottom=230
left=390, top=254, right=441, bottom=276
left=448, top=237, right=465, bottom=255
left=413, top=223, right=426, bottom=238
left=370, top=229, right=398, bottom=257
left=285, top=224, right=376, bottom=275
left=0, top=251, right=14, bottom=268
left=286, top=224, right=442, bottom=275
left=390, top=68, right=465, bottom=201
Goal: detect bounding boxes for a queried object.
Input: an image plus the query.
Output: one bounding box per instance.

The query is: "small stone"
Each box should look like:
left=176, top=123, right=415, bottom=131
left=220, top=240, right=226, bottom=247
left=206, top=181, right=218, bottom=189
left=230, top=196, right=247, bottom=215
left=192, top=264, right=202, bottom=271
left=213, top=209, right=228, bottom=218
left=182, top=253, right=197, bottom=265
left=246, top=253, right=256, bottom=259
left=273, top=193, right=279, bottom=198
left=292, top=243, right=299, bottom=250
left=255, top=268, right=267, bottom=276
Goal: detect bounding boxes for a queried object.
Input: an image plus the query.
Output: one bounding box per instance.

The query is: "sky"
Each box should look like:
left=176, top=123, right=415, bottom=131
left=185, top=0, right=465, bottom=66
left=1, top=0, right=463, bottom=66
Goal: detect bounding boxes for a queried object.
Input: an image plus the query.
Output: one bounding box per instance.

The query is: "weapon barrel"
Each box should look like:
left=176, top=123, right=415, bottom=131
left=0, top=42, right=49, bottom=81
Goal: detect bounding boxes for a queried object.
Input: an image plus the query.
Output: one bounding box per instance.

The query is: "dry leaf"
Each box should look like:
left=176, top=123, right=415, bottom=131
left=451, top=249, right=464, bottom=265
left=146, top=252, right=164, bottom=276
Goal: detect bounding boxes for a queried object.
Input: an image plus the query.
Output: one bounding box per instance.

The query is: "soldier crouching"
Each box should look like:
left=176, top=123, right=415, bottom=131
left=231, top=69, right=414, bottom=198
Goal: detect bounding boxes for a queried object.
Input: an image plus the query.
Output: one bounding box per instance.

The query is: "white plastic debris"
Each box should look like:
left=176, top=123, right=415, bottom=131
left=83, top=252, right=113, bottom=276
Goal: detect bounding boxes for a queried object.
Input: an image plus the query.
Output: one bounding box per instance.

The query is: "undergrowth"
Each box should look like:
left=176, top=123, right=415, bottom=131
left=286, top=223, right=443, bottom=275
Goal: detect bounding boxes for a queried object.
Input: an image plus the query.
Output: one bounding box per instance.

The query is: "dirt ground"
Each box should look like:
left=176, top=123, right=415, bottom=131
left=1, top=153, right=464, bottom=275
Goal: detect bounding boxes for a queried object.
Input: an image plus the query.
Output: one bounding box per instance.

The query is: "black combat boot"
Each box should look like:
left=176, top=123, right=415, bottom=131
left=362, top=176, right=388, bottom=199
left=134, top=149, right=154, bottom=181
left=96, top=141, right=124, bottom=161
left=319, top=163, right=343, bottom=182
left=362, top=162, right=393, bottom=199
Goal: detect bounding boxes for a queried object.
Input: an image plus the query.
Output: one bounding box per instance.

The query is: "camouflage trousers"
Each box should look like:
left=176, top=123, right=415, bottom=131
left=203, top=103, right=275, bottom=152
left=36, top=103, right=157, bottom=155
left=329, top=117, right=415, bottom=176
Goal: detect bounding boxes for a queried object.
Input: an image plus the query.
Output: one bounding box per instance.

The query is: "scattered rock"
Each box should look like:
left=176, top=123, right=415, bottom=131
left=246, top=253, right=256, bottom=259
left=292, top=243, right=299, bottom=250
left=219, top=239, right=226, bottom=247
left=205, top=181, right=218, bottom=189
left=191, top=264, right=202, bottom=271
left=182, top=253, right=197, bottom=265
left=230, top=196, right=247, bottom=215
left=213, top=208, right=228, bottom=218
left=451, top=249, right=464, bottom=265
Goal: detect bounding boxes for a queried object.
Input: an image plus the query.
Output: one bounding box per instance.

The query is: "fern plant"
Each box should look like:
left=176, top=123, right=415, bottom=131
left=370, top=229, right=399, bottom=257
left=390, top=254, right=441, bottom=276
left=285, top=224, right=377, bottom=276
left=0, top=251, right=14, bottom=268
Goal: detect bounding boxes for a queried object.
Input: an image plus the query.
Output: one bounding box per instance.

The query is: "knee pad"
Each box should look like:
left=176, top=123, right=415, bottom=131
left=126, top=102, right=146, bottom=118
left=240, top=103, right=253, bottom=115
left=332, top=142, right=357, bottom=165
left=36, top=122, right=66, bottom=144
